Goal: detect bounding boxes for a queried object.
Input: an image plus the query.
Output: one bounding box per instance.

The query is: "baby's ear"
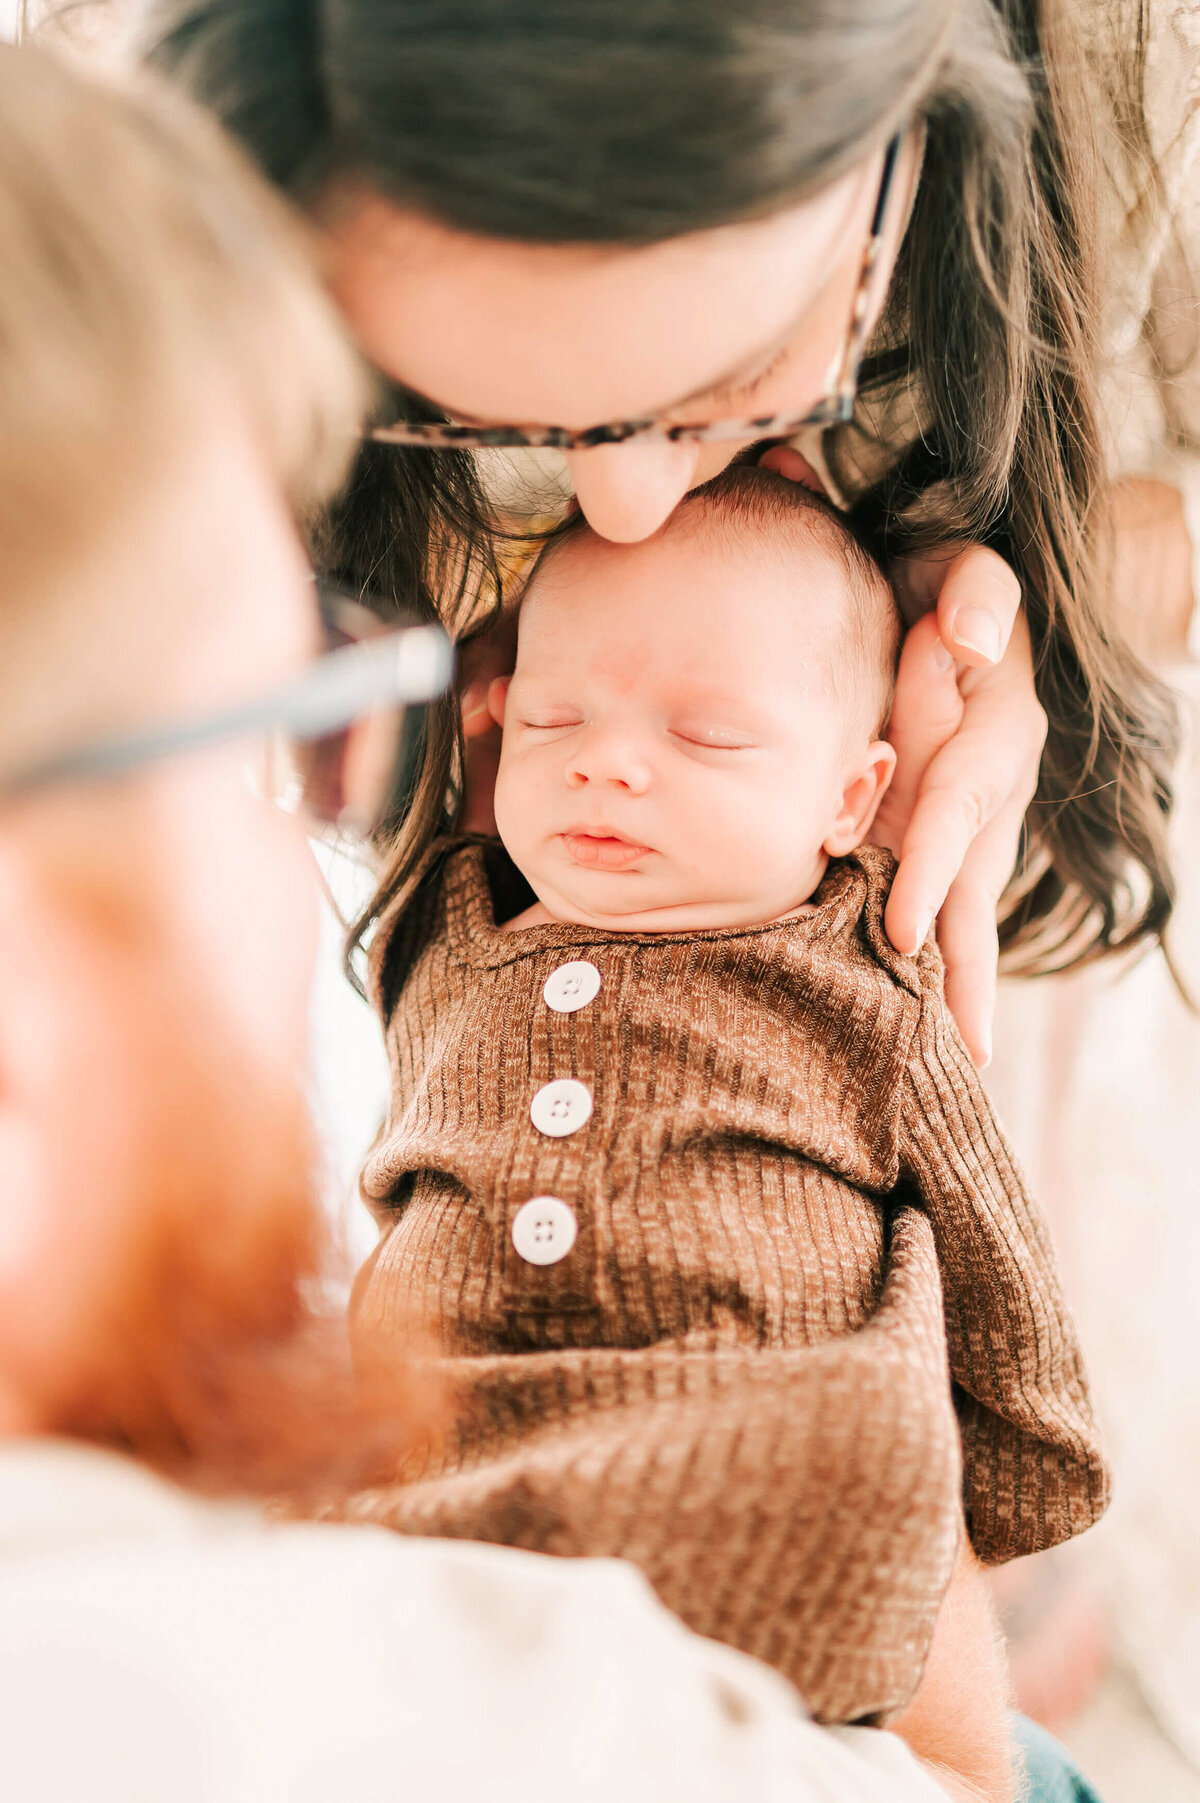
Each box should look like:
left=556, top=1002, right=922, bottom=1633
left=823, top=741, right=897, bottom=856
left=486, top=676, right=511, bottom=727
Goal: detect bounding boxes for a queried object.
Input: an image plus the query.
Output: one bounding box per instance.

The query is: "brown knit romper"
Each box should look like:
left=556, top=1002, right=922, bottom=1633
left=348, top=836, right=1109, bottom=1725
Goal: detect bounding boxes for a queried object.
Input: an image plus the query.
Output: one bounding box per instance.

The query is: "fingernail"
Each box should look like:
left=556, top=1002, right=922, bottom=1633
left=461, top=681, right=488, bottom=720
left=906, top=911, right=933, bottom=956
left=974, top=1037, right=993, bottom=1071
left=932, top=639, right=956, bottom=673
left=951, top=607, right=1002, bottom=663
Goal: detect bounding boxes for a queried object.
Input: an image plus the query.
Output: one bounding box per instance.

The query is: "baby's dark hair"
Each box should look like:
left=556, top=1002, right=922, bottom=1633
left=536, top=464, right=902, bottom=736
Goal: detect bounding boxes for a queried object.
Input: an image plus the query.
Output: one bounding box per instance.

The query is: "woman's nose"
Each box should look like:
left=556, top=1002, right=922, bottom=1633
left=565, top=440, right=701, bottom=542
left=565, top=725, right=652, bottom=794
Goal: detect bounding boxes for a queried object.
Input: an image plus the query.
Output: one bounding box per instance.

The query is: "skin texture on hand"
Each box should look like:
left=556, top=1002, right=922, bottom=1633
left=882, top=547, right=1041, bottom=1070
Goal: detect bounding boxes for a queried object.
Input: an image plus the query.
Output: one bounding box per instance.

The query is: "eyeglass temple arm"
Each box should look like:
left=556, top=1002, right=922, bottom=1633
left=2, top=623, right=453, bottom=798
left=828, top=131, right=904, bottom=407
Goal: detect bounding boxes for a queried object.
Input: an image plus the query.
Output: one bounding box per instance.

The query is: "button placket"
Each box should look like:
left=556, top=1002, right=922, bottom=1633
left=501, top=955, right=601, bottom=1306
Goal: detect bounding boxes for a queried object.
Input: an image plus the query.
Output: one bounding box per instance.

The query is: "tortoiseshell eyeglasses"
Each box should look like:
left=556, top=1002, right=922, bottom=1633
left=366, top=135, right=902, bottom=454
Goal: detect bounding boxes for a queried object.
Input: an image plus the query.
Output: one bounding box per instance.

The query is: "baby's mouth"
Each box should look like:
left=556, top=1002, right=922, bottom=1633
left=561, top=830, right=654, bottom=871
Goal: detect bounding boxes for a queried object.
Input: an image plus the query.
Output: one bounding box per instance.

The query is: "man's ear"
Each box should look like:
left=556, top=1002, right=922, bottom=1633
left=487, top=676, right=511, bottom=727
left=823, top=740, right=898, bottom=857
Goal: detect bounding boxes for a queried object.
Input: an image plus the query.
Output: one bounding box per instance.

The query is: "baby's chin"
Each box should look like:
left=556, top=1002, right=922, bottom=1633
left=521, top=866, right=824, bottom=935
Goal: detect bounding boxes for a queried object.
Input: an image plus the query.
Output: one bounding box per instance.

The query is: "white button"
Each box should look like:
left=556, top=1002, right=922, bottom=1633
left=530, top=1077, right=593, bottom=1138
left=511, top=1195, right=578, bottom=1266
left=543, top=960, right=601, bottom=1013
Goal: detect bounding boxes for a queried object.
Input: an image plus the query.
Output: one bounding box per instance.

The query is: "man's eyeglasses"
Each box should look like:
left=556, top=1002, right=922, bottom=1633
left=366, top=135, right=902, bottom=454
left=0, top=586, right=452, bottom=837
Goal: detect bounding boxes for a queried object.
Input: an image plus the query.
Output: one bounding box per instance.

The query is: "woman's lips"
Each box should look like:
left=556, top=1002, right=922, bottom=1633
left=562, top=831, right=653, bottom=871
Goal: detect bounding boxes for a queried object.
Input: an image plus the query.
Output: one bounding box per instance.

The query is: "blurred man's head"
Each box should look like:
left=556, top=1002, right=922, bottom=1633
left=0, top=45, right=406, bottom=1489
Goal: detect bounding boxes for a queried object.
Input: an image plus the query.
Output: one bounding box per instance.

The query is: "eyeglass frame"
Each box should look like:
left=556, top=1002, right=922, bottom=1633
left=365, top=134, right=903, bottom=453
left=0, top=587, right=452, bottom=806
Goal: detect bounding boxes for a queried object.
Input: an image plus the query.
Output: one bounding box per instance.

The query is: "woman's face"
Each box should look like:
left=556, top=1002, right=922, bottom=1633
left=325, top=137, right=918, bottom=542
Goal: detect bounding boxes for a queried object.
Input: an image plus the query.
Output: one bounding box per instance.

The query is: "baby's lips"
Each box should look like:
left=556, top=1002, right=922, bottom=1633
left=562, top=831, right=654, bottom=871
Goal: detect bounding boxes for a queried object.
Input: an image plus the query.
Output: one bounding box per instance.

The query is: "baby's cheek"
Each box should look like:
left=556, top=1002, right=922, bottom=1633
left=493, top=754, right=542, bottom=869
left=690, top=781, right=764, bottom=878
left=703, top=779, right=797, bottom=888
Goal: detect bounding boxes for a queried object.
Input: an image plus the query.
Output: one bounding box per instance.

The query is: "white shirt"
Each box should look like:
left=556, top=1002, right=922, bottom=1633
left=0, top=1439, right=948, bottom=1803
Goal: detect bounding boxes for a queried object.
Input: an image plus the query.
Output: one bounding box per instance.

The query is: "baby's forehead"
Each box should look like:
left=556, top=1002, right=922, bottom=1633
left=522, top=505, right=860, bottom=659
left=519, top=487, right=899, bottom=734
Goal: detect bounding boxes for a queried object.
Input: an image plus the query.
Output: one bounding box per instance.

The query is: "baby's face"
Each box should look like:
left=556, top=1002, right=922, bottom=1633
left=494, top=521, right=893, bottom=932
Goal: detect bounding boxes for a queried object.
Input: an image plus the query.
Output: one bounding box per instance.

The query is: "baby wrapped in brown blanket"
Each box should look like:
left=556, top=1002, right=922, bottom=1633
left=350, top=468, right=1108, bottom=1793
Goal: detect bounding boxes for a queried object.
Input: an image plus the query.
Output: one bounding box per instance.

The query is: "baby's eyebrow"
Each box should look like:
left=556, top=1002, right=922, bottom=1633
left=666, top=681, right=761, bottom=718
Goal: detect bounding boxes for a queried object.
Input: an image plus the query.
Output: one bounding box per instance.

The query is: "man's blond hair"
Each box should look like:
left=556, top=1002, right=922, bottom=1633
left=0, top=42, right=366, bottom=590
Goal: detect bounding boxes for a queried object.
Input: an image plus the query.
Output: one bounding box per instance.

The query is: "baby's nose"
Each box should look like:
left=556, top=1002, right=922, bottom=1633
left=565, top=725, right=652, bottom=794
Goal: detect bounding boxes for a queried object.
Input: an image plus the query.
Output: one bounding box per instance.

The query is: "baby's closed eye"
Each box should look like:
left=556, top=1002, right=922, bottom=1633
left=669, top=720, right=757, bottom=752
left=517, top=709, right=584, bottom=732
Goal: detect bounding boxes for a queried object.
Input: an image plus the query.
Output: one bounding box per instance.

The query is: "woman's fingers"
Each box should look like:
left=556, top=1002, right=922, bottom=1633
left=461, top=679, right=493, bottom=738
left=894, top=544, right=1022, bottom=667
left=885, top=621, right=1044, bottom=942
left=883, top=738, right=1002, bottom=959
left=458, top=607, right=519, bottom=701
left=883, top=617, right=1045, bottom=1061
left=872, top=612, right=963, bottom=856
left=457, top=607, right=519, bottom=833
left=930, top=807, right=1026, bottom=1068
left=758, top=467, right=1028, bottom=1063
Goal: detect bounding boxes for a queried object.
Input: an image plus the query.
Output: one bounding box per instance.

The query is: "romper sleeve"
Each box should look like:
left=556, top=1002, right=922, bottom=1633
left=896, top=945, right=1111, bottom=1563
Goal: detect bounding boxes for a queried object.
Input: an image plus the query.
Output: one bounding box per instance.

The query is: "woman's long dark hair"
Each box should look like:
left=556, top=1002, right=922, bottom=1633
left=142, top=0, right=1178, bottom=973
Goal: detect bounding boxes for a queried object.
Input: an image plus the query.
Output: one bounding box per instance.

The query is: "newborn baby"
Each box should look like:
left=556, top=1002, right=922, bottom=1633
left=491, top=469, right=898, bottom=936
left=351, top=469, right=1107, bottom=1790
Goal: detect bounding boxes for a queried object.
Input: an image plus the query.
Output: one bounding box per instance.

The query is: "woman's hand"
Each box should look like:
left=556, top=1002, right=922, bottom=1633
left=877, top=547, right=1045, bottom=1069
left=457, top=606, right=519, bottom=834
left=760, top=447, right=1043, bottom=1068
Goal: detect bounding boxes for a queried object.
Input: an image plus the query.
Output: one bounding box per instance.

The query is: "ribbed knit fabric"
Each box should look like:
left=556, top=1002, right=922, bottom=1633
left=346, top=836, right=1110, bottom=1725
